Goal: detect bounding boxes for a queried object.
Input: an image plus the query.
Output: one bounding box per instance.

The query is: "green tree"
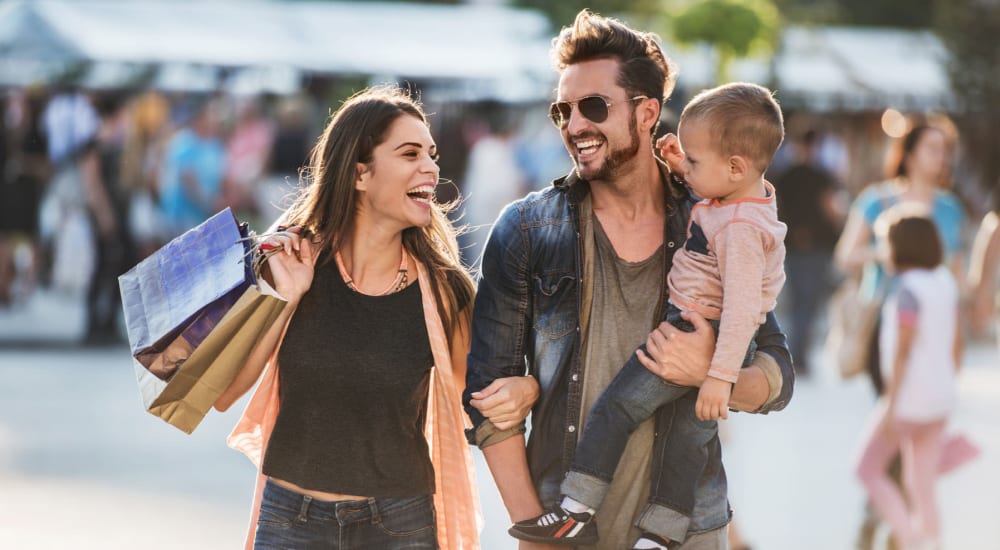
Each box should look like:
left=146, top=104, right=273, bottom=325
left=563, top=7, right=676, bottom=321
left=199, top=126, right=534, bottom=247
left=935, top=0, right=1000, bottom=203
left=670, top=0, right=781, bottom=83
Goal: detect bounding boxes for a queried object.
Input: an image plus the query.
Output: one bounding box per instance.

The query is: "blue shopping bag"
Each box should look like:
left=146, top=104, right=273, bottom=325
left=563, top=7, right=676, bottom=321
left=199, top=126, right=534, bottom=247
left=118, top=208, right=283, bottom=433
left=119, top=208, right=255, bottom=379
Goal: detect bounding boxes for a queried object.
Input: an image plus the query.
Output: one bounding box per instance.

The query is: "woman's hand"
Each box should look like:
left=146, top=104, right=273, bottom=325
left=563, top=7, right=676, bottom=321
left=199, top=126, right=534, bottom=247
left=469, top=376, right=540, bottom=430
left=635, top=311, right=715, bottom=387
left=262, top=227, right=316, bottom=305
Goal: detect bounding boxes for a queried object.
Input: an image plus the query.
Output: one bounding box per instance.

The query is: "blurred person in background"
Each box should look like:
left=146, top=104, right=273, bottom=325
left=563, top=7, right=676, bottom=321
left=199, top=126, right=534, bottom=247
left=855, top=210, right=960, bottom=550
left=967, top=209, right=1000, bottom=338
left=158, top=96, right=227, bottom=238
left=80, top=93, right=135, bottom=345
left=215, top=86, right=480, bottom=549
left=39, top=87, right=101, bottom=294
left=834, top=119, right=965, bottom=550
left=258, top=94, right=312, bottom=226
left=120, top=89, right=172, bottom=259
left=458, top=101, right=529, bottom=268
left=772, top=128, right=845, bottom=375
left=0, top=88, right=49, bottom=304
left=223, top=95, right=275, bottom=227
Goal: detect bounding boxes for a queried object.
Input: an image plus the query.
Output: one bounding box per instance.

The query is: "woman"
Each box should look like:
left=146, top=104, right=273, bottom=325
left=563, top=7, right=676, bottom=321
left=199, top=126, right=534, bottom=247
left=214, top=86, right=481, bottom=549
left=834, top=120, right=965, bottom=394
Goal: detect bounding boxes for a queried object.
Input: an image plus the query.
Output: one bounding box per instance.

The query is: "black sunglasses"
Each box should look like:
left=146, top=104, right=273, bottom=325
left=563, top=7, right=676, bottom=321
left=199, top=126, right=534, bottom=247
left=548, top=95, right=648, bottom=129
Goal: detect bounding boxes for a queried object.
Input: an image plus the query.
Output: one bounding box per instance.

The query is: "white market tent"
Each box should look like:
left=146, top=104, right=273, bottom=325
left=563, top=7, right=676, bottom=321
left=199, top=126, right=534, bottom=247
left=666, top=25, right=953, bottom=113
left=0, top=0, right=555, bottom=100
left=774, top=26, right=953, bottom=112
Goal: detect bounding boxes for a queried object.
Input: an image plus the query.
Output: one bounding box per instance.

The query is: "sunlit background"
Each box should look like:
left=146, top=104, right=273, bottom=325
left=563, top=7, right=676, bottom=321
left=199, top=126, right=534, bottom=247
left=1, top=0, right=999, bottom=548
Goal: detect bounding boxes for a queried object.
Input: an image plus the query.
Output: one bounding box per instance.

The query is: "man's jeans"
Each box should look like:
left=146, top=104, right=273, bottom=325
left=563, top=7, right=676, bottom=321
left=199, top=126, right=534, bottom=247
left=563, top=304, right=752, bottom=539
left=254, top=480, right=437, bottom=549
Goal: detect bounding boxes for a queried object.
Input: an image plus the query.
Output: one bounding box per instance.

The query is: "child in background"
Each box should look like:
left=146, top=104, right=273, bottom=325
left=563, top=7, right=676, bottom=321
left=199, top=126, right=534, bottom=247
left=510, top=82, right=786, bottom=548
left=856, top=207, right=960, bottom=550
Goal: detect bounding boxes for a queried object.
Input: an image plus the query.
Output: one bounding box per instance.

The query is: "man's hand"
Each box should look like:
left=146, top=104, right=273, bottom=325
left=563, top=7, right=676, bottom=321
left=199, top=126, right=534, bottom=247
left=696, top=377, right=732, bottom=421
left=470, top=376, right=540, bottom=430
left=635, top=311, right=715, bottom=387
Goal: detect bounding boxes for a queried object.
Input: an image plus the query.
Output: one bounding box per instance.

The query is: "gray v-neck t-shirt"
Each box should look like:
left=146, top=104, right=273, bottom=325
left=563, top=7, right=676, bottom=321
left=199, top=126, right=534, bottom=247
left=579, top=217, right=664, bottom=549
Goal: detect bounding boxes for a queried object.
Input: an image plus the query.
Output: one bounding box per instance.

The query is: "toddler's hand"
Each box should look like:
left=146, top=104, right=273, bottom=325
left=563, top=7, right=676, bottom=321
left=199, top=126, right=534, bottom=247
left=695, top=377, right=732, bottom=421
left=655, top=133, right=685, bottom=173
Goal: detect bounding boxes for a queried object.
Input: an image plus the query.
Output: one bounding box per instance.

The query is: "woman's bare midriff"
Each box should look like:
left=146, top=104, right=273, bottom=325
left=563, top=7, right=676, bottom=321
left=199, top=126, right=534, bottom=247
left=270, top=477, right=368, bottom=502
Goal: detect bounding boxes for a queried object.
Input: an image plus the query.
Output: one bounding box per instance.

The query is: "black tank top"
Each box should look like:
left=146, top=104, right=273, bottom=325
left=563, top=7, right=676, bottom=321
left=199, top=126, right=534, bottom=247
left=262, top=255, right=435, bottom=496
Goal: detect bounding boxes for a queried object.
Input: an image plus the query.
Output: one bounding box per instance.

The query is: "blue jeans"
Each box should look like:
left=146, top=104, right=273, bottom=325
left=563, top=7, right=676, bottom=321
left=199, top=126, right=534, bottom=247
left=254, top=480, right=437, bottom=549
left=563, top=303, right=754, bottom=537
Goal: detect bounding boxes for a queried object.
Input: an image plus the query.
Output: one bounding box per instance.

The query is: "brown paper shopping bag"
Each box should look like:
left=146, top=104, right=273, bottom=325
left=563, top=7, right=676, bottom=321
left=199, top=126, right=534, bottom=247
left=133, top=285, right=285, bottom=433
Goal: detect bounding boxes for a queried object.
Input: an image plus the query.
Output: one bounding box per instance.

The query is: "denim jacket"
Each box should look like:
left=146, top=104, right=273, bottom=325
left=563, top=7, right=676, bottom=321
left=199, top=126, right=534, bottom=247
left=463, top=164, right=794, bottom=531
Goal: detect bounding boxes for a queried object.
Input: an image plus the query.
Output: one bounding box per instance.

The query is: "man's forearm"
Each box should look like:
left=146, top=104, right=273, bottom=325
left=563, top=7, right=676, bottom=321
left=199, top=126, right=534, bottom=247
left=729, top=364, right=769, bottom=412
left=481, top=434, right=545, bottom=522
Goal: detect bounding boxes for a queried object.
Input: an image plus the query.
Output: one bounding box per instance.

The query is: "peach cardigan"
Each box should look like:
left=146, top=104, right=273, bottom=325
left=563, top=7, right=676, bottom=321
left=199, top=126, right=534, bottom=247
left=226, top=257, right=482, bottom=549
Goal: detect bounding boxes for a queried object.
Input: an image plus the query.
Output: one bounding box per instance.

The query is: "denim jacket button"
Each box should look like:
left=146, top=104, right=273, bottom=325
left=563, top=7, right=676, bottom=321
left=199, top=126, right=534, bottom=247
left=568, top=425, right=576, bottom=433
left=667, top=241, right=675, bottom=248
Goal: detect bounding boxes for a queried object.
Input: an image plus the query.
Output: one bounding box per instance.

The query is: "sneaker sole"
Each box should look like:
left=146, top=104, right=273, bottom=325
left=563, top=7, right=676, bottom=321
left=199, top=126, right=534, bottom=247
left=508, top=526, right=599, bottom=546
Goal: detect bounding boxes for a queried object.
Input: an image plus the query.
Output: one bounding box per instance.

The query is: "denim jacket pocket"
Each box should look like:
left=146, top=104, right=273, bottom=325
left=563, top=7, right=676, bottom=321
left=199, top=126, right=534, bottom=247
left=532, top=272, right=577, bottom=339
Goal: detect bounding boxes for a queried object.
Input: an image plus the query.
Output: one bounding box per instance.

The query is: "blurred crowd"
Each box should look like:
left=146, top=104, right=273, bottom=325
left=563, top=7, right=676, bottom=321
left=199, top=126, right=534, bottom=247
left=0, top=84, right=570, bottom=346
left=0, top=86, right=324, bottom=344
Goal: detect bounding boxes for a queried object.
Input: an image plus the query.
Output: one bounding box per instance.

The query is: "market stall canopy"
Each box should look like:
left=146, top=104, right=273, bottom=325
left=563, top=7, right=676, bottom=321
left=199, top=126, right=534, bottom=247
left=662, top=25, right=953, bottom=113
left=0, top=0, right=554, bottom=99
left=773, top=26, right=953, bottom=112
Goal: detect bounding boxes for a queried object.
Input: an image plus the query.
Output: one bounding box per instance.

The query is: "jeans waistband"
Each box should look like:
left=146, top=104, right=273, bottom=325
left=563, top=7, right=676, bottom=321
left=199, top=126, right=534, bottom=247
left=262, top=478, right=431, bottom=526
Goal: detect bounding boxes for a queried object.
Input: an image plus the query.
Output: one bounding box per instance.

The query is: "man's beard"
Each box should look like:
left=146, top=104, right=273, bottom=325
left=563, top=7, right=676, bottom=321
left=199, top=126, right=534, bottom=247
left=574, top=110, right=641, bottom=182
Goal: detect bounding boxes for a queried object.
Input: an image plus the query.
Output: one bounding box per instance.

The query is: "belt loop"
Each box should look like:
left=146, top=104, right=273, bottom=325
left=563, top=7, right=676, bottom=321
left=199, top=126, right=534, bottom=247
left=367, top=497, right=379, bottom=525
left=297, top=495, right=312, bottom=523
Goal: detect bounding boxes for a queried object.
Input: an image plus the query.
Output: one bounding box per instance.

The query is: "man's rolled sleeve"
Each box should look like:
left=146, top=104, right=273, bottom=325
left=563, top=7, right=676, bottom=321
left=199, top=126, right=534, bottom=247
left=749, top=310, right=794, bottom=413
left=468, top=420, right=528, bottom=448
left=463, top=204, right=533, bottom=444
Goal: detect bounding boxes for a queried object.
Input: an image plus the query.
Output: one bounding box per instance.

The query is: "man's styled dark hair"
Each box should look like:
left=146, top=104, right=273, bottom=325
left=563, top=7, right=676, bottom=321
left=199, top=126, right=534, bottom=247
left=681, top=82, right=785, bottom=173
left=550, top=9, right=677, bottom=131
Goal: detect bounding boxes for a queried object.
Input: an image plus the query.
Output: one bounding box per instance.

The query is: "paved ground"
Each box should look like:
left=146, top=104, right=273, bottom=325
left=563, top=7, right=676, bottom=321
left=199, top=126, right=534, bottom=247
left=1, top=289, right=997, bottom=549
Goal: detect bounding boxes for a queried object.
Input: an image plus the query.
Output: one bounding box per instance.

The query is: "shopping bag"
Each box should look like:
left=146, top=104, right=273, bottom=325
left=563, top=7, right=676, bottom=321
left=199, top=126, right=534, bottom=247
left=824, top=277, right=883, bottom=379
left=939, top=432, right=981, bottom=476
left=119, top=208, right=285, bottom=433
left=133, top=285, right=285, bottom=433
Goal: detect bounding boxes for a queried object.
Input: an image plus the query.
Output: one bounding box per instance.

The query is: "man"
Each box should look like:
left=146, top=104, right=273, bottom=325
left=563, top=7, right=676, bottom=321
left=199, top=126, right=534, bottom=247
left=463, top=10, right=794, bottom=549
left=771, top=129, right=844, bottom=375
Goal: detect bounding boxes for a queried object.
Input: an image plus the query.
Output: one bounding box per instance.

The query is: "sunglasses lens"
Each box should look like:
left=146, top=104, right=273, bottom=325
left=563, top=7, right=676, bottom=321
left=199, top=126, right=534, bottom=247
left=579, top=97, right=609, bottom=124
left=549, top=102, right=570, bottom=128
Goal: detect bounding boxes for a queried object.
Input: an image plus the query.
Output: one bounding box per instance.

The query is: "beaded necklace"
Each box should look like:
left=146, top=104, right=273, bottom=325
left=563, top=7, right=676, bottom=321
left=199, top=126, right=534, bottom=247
left=334, top=249, right=409, bottom=296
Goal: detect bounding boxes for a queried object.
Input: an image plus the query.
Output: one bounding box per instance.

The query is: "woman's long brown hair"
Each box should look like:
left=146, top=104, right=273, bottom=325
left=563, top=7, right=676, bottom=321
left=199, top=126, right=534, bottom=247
left=282, top=86, right=474, bottom=341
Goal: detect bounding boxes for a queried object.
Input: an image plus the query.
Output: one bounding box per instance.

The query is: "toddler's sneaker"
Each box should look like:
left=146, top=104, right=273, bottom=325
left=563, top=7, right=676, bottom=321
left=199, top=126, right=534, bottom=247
left=508, top=506, right=598, bottom=545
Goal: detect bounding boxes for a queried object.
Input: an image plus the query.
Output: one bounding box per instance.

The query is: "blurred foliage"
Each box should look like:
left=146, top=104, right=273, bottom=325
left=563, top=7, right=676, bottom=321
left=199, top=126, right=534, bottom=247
left=935, top=0, right=1000, bottom=201
left=670, top=0, right=780, bottom=83
left=768, top=0, right=936, bottom=27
